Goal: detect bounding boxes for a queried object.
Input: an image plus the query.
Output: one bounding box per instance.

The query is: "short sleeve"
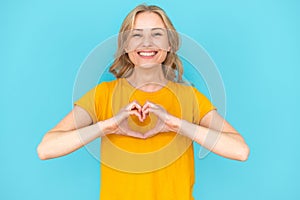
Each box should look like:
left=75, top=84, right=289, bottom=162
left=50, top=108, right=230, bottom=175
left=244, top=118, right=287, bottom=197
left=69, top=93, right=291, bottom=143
left=192, top=87, right=216, bottom=124
left=73, top=86, right=99, bottom=124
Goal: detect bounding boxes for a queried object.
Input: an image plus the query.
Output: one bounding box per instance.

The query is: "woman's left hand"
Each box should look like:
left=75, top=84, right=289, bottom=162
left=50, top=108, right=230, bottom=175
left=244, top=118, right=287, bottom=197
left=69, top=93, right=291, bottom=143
left=141, top=101, right=181, bottom=138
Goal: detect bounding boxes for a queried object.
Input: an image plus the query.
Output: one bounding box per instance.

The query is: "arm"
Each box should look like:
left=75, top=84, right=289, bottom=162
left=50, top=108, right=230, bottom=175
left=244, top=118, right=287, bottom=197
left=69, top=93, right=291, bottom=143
left=141, top=101, right=250, bottom=161
left=36, top=105, right=104, bottom=160
left=37, top=102, right=145, bottom=160
left=178, top=110, right=250, bottom=161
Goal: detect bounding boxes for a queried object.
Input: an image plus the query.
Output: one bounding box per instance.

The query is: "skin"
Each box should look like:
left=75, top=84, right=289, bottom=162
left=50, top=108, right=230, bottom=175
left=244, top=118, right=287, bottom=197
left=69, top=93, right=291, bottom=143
left=37, top=12, right=250, bottom=161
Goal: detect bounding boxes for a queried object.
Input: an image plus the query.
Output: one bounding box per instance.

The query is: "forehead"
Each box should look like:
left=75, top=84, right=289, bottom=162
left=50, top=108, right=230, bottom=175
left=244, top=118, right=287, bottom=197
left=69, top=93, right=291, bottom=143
left=133, top=12, right=166, bottom=29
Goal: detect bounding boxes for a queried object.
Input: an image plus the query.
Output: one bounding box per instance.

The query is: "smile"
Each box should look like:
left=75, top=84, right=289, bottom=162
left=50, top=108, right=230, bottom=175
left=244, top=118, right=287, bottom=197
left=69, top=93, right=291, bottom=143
left=137, top=51, right=158, bottom=57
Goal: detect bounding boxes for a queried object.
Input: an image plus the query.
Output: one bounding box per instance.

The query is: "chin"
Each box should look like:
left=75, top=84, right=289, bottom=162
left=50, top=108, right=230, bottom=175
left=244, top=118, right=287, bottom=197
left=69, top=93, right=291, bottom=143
left=135, top=62, right=162, bottom=68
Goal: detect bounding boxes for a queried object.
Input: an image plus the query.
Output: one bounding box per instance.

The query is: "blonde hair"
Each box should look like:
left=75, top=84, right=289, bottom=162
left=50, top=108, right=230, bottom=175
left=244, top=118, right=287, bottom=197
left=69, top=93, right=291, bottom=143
left=109, top=4, right=183, bottom=82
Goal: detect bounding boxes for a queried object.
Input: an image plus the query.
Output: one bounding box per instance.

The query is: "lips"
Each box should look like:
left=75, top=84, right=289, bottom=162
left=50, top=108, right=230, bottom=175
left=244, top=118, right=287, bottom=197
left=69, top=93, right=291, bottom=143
left=137, top=51, right=158, bottom=57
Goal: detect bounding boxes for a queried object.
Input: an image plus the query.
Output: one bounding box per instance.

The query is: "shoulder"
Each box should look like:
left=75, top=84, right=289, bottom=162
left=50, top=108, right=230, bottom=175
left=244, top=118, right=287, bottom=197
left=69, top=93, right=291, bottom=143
left=168, top=81, right=202, bottom=96
left=95, top=78, right=120, bottom=91
left=87, top=79, right=120, bottom=100
left=169, top=81, right=213, bottom=106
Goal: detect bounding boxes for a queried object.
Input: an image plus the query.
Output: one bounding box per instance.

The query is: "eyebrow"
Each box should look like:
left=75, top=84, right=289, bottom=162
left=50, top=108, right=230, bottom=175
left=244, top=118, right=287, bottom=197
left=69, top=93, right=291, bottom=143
left=151, top=28, right=165, bottom=31
left=132, top=28, right=165, bottom=31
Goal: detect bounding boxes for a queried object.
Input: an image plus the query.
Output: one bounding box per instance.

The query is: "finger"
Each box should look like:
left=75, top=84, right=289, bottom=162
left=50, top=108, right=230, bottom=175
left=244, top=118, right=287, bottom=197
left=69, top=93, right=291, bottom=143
left=131, top=101, right=142, bottom=113
left=142, top=101, right=156, bottom=111
left=142, top=101, right=157, bottom=120
left=128, top=110, right=143, bottom=122
left=115, top=128, right=143, bottom=138
left=141, top=100, right=155, bottom=111
left=127, top=101, right=142, bottom=112
left=141, top=107, right=150, bottom=120
left=143, top=107, right=165, bottom=120
left=141, top=103, right=149, bottom=115
left=125, top=130, right=145, bottom=138
left=142, top=130, right=154, bottom=139
left=143, top=128, right=159, bottom=138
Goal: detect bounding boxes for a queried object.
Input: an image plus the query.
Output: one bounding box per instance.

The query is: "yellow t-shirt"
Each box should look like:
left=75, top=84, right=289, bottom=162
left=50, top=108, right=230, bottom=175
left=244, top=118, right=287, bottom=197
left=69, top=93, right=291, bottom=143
left=74, top=78, right=215, bottom=200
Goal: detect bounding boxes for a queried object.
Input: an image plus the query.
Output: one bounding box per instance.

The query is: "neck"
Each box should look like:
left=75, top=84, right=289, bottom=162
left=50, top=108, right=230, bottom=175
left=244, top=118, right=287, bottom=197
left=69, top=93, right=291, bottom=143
left=126, top=64, right=168, bottom=92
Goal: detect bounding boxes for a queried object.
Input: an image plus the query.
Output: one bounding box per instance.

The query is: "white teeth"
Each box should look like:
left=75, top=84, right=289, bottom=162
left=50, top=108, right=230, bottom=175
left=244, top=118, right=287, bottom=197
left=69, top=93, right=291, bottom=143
left=139, top=51, right=156, bottom=56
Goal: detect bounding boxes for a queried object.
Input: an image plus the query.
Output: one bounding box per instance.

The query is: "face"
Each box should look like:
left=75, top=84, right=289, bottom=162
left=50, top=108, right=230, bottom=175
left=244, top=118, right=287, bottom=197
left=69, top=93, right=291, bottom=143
left=125, top=12, right=170, bottom=68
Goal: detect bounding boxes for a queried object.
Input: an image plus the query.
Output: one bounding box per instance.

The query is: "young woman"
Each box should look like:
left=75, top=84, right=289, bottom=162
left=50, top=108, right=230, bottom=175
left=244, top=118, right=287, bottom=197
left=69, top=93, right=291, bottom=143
left=37, top=4, right=249, bottom=200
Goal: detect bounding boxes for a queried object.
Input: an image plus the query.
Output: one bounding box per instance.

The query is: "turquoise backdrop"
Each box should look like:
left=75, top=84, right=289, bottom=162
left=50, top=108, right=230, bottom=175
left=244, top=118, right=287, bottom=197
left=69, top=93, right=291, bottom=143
left=1, top=0, right=299, bottom=199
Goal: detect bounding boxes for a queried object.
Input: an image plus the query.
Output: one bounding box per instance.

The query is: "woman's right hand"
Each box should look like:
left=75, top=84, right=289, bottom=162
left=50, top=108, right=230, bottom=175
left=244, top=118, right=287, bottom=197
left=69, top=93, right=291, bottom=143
left=99, top=101, right=145, bottom=138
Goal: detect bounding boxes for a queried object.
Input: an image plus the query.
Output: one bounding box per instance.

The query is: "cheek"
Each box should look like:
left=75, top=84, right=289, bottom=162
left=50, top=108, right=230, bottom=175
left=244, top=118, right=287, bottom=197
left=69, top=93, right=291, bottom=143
left=158, top=39, right=170, bottom=51
left=157, top=51, right=168, bottom=62
left=127, top=52, right=138, bottom=64
left=126, top=40, right=139, bottom=53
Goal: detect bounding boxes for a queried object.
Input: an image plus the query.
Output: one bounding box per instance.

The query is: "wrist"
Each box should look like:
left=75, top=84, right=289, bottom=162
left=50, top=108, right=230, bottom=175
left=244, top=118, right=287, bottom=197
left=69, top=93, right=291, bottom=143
left=177, top=120, right=198, bottom=140
left=97, top=118, right=117, bottom=136
left=96, top=120, right=113, bottom=136
left=166, top=115, right=182, bottom=133
left=96, top=121, right=106, bottom=137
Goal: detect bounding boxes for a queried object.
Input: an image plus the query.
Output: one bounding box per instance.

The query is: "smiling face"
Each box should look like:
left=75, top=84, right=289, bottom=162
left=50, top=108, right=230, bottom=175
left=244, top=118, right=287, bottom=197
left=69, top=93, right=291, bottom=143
left=125, top=12, right=170, bottom=67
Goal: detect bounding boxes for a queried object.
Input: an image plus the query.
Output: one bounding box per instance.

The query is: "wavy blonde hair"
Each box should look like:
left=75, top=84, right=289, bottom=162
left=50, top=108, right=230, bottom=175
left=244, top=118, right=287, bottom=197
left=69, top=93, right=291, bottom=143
left=109, top=4, right=183, bottom=82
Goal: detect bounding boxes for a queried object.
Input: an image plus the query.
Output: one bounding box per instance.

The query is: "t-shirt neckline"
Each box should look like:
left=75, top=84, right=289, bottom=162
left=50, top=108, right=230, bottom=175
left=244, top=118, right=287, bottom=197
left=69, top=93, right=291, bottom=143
left=121, top=78, right=171, bottom=96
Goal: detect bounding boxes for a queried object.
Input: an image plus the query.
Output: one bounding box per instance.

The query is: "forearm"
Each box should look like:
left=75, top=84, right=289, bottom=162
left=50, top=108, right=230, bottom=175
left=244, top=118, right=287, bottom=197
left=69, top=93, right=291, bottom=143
left=178, top=120, right=249, bottom=161
left=37, top=121, right=108, bottom=160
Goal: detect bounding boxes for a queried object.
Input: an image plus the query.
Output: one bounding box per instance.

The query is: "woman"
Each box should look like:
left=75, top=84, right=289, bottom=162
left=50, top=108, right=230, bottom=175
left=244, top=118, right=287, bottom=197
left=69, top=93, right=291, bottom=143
left=37, top=4, right=250, bottom=200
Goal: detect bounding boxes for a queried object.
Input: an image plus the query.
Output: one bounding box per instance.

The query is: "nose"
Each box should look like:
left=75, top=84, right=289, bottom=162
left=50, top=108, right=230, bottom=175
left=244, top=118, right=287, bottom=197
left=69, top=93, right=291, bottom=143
left=142, top=33, right=152, bottom=47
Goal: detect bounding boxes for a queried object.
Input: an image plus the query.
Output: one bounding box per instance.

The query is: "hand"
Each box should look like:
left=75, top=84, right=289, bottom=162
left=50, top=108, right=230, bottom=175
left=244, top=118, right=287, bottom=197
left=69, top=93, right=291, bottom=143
left=141, top=101, right=181, bottom=138
left=102, top=101, right=145, bottom=138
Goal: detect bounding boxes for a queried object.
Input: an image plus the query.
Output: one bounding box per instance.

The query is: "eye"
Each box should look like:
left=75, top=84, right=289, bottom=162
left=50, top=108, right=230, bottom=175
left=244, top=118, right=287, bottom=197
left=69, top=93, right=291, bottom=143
left=132, top=33, right=142, bottom=38
left=152, top=32, right=163, bottom=37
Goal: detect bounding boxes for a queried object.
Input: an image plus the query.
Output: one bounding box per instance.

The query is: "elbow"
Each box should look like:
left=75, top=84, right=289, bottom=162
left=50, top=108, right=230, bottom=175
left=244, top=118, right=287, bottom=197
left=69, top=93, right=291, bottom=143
left=37, top=143, right=51, bottom=160
left=37, top=132, right=58, bottom=160
left=237, top=144, right=250, bottom=162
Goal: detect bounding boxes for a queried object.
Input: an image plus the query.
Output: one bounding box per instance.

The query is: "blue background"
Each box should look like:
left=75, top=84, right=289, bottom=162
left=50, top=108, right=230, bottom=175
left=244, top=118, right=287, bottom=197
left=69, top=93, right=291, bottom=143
left=1, top=0, right=299, bottom=199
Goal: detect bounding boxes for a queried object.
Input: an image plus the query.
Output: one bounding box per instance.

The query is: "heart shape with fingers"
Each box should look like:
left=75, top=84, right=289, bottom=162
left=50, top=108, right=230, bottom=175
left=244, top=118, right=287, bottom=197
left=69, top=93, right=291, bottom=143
left=127, top=103, right=161, bottom=134
left=112, top=100, right=173, bottom=139
left=128, top=102, right=164, bottom=134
